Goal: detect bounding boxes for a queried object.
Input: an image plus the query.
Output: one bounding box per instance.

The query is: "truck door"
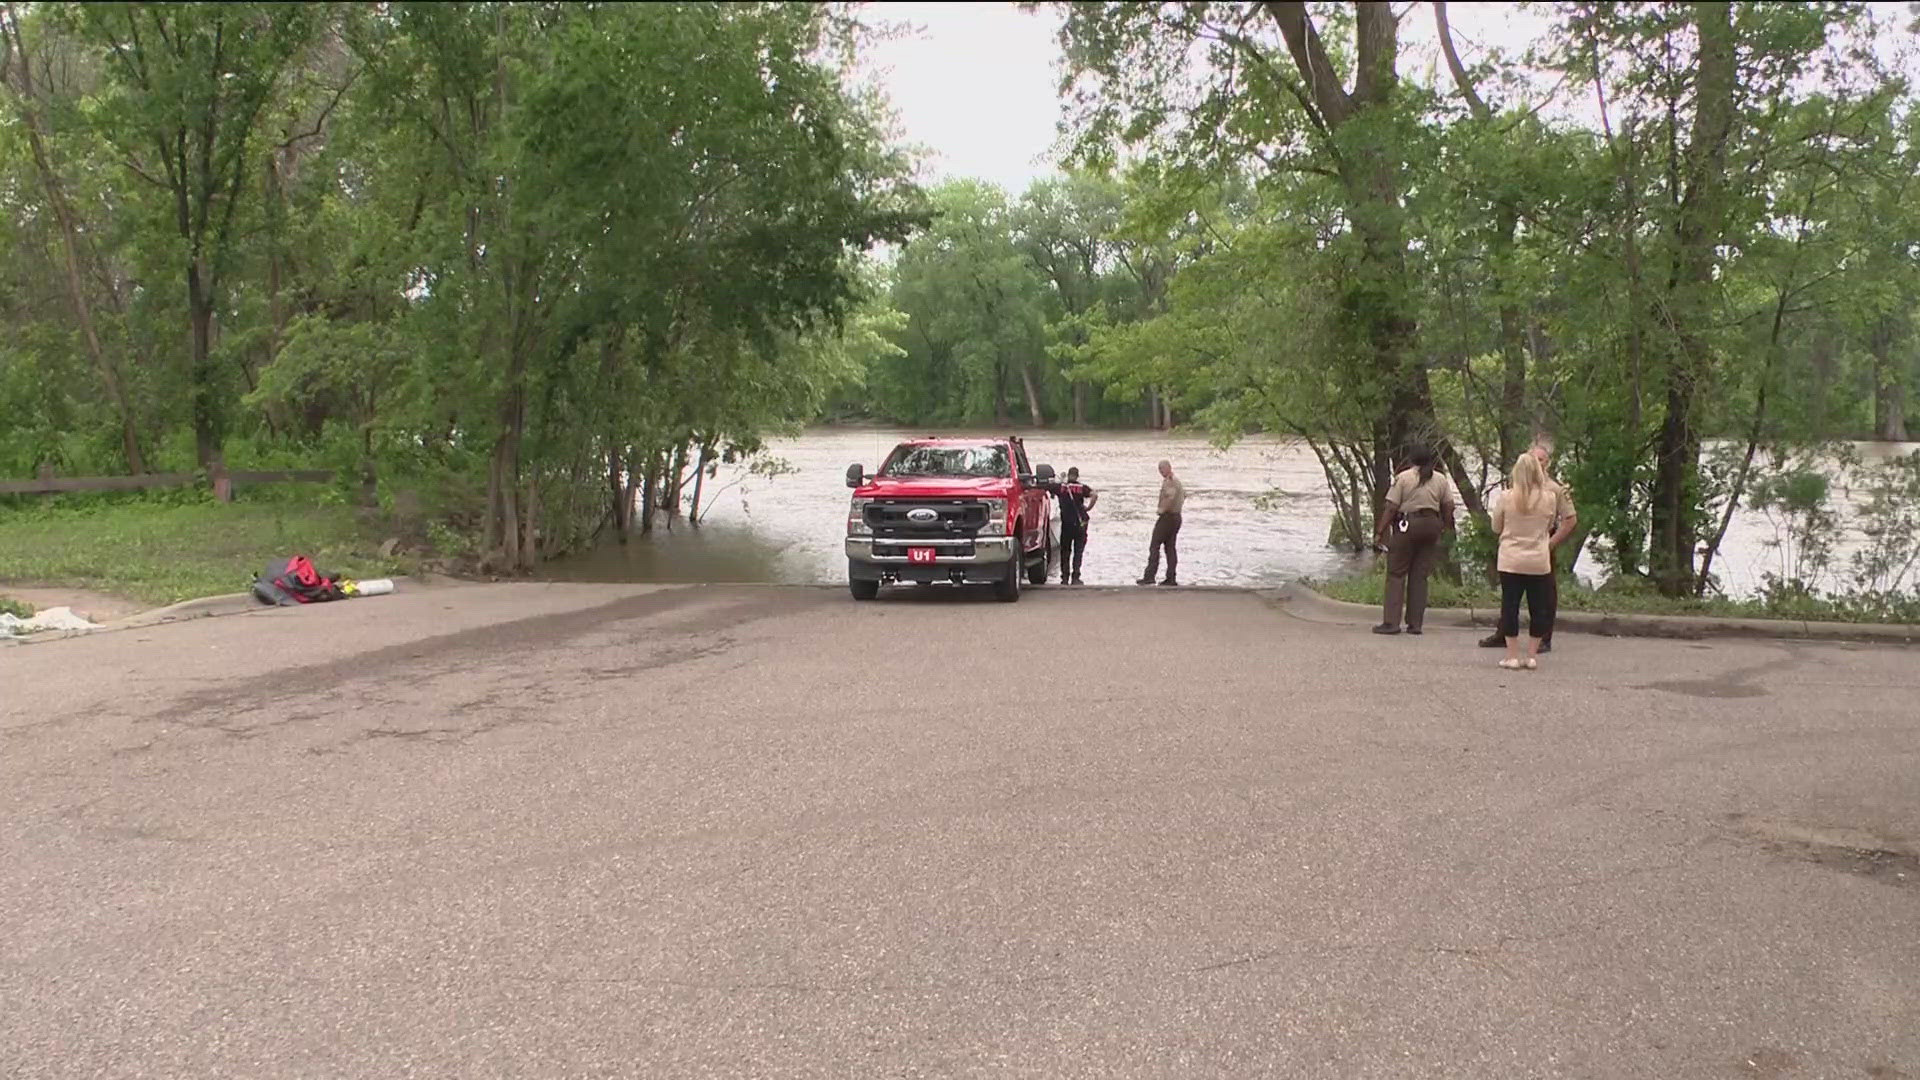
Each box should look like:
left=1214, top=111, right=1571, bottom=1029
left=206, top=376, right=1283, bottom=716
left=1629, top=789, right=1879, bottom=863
left=1012, top=441, right=1045, bottom=552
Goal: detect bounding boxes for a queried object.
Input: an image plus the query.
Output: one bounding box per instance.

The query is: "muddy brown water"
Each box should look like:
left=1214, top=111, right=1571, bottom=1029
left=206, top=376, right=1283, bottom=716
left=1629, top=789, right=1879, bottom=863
left=540, top=427, right=1919, bottom=597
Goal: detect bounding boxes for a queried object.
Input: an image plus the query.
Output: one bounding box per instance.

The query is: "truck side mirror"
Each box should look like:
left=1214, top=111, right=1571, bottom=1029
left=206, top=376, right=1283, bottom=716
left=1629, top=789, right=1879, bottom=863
left=1035, top=464, right=1056, bottom=483
left=845, top=463, right=865, bottom=489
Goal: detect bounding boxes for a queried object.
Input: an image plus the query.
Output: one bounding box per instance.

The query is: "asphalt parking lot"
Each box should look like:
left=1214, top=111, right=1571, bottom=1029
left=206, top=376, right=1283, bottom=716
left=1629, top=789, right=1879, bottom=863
left=3, top=582, right=1916, bottom=1078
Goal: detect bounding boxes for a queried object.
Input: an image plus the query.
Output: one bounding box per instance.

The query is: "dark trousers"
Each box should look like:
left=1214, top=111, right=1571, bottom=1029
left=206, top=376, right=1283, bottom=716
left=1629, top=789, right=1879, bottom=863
left=1540, top=564, right=1558, bottom=644
left=1481, top=554, right=1560, bottom=645
left=1382, top=511, right=1444, bottom=630
left=1062, top=527, right=1087, bottom=578
left=1144, top=512, right=1181, bottom=581
left=1498, top=571, right=1556, bottom=640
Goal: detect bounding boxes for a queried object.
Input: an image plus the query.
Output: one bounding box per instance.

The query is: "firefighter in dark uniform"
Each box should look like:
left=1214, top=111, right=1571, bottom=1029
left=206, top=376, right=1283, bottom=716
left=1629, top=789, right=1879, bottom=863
left=1052, top=467, right=1097, bottom=585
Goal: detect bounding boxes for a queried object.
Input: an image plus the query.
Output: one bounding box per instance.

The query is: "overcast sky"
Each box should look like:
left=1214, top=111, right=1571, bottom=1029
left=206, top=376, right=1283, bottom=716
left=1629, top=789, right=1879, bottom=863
left=857, top=2, right=1918, bottom=195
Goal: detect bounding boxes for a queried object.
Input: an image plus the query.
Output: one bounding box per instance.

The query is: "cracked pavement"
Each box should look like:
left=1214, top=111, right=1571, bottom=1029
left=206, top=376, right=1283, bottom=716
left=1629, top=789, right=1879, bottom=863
left=2, top=581, right=1917, bottom=1078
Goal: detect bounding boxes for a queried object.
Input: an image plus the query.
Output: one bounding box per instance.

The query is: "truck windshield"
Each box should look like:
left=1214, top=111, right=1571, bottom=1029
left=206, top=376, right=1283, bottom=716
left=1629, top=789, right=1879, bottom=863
left=881, top=445, right=1010, bottom=479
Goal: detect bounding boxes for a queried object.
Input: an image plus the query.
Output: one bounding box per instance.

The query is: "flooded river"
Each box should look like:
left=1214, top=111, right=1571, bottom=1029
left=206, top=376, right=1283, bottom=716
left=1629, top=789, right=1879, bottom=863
left=541, top=427, right=1918, bottom=597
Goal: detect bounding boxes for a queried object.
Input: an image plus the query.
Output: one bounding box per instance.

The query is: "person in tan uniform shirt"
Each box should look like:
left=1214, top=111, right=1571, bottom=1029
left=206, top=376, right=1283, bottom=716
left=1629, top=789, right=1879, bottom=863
left=1491, top=451, right=1576, bottom=669
left=1138, top=459, right=1186, bottom=586
left=1480, top=442, right=1577, bottom=652
left=1373, top=446, right=1454, bottom=635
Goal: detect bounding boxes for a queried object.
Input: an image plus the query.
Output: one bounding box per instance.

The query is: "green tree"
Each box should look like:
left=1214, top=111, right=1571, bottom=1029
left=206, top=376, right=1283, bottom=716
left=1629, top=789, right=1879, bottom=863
left=884, top=179, right=1051, bottom=426
left=345, top=2, right=922, bottom=566
left=1051, top=1, right=1454, bottom=482
left=66, top=2, right=318, bottom=468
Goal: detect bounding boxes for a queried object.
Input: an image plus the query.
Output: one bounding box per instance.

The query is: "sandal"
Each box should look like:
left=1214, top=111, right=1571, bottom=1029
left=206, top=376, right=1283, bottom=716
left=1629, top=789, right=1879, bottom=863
left=1498, top=658, right=1524, bottom=670
left=1524, top=658, right=1538, bottom=671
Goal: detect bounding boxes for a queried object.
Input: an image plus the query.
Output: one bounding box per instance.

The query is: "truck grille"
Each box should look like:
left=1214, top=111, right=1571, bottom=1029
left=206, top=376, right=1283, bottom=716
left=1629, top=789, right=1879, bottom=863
left=865, top=500, right=991, bottom=537
left=871, top=541, right=977, bottom=558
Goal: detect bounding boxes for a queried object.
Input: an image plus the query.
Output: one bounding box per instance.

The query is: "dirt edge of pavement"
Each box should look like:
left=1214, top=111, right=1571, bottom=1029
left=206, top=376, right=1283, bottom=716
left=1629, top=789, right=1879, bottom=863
left=1, top=573, right=488, bottom=646
left=1268, top=582, right=1920, bottom=646
left=13, top=579, right=1914, bottom=648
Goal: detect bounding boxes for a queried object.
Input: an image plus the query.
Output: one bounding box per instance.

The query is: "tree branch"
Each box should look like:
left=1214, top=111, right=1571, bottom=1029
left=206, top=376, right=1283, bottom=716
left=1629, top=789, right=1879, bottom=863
left=1350, top=1, right=1398, bottom=107
left=1195, top=10, right=1334, bottom=145
left=279, top=66, right=360, bottom=151
left=1262, top=1, right=1353, bottom=126
left=1433, top=1, right=1489, bottom=119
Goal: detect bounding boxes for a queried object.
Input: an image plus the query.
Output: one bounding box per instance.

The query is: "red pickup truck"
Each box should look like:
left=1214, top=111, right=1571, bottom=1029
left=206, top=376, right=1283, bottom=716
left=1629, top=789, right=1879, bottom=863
left=844, top=436, right=1058, bottom=601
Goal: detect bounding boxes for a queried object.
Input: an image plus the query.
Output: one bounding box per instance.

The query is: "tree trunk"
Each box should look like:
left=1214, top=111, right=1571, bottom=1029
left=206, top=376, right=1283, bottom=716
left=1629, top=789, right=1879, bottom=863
left=359, top=407, right=378, bottom=508
left=1649, top=364, right=1699, bottom=596
left=490, top=342, right=526, bottom=567
left=1698, top=286, right=1789, bottom=595
left=1272, top=1, right=1437, bottom=502
left=687, top=440, right=712, bottom=526
left=1809, top=334, right=1838, bottom=440
left=1439, top=442, right=1488, bottom=525
left=1605, top=125, right=1649, bottom=580
left=1436, top=1, right=1527, bottom=469
left=519, top=477, right=538, bottom=569
left=1019, top=362, right=1044, bottom=427
left=638, top=451, right=660, bottom=535
left=187, top=258, right=221, bottom=469
left=662, top=443, right=688, bottom=527
left=492, top=434, right=521, bottom=569
left=608, top=447, right=629, bottom=544
left=1871, top=315, right=1910, bottom=442
left=1647, top=0, right=1736, bottom=598
left=484, top=451, right=503, bottom=556
left=1347, top=152, right=1430, bottom=470
left=1072, top=381, right=1088, bottom=426
left=1494, top=207, right=1528, bottom=468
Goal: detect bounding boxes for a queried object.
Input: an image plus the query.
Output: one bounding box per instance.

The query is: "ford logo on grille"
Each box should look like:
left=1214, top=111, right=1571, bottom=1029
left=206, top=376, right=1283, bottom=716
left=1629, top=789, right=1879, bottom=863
left=906, top=507, right=939, bottom=524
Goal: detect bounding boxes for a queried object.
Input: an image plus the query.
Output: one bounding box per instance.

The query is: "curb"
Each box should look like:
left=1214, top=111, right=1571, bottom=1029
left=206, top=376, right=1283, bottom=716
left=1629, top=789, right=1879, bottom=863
left=111, top=592, right=264, bottom=628
left=1268, top=582, right=1920, bottom=646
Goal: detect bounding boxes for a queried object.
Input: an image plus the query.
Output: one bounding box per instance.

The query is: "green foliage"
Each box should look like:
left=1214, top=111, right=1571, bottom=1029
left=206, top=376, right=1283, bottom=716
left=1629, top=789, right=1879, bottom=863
left=1315, top=563, right=1918, bottom=626
left=0, top=1, right=927, bottom=569
left=863, top=169, right=1181, bottom=429
left=1038, top=0, right=1920, bottom=593
left=1748, top=453, right=1841, bottom=591
left=3, top=0, right=1916, bottom=601
left=0, top=488, right=411, bottom=605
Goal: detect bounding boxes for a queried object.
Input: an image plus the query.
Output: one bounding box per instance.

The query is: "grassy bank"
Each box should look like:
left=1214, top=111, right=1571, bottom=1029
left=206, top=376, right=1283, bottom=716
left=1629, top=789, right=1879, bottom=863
left=0, top=488, right=415, bottom=608
left=1313, top=566, right=1917, bottom=625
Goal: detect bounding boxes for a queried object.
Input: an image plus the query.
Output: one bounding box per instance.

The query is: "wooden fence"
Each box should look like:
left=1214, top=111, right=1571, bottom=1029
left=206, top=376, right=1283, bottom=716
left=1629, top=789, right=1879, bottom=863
left=0, top=465, right=335, bottom=501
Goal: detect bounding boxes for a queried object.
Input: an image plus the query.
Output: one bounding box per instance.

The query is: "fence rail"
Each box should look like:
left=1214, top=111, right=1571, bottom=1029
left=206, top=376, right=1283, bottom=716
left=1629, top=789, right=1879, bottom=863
left=0, top=468, right=335, bottom=498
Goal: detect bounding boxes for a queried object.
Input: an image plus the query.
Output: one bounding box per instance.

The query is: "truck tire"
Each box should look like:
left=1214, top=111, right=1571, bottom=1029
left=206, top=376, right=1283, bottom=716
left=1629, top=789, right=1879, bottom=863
left=1026, top=532, right=1050, bottom=586
left=995, top=539, right=1022, bottom=602
left=849, top=576, right=879, bottom=601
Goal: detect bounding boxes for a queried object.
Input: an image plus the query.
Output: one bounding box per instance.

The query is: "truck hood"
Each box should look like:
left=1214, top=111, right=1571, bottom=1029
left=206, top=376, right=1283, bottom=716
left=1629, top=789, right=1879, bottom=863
left=856, top=476, right=1015, bottom=499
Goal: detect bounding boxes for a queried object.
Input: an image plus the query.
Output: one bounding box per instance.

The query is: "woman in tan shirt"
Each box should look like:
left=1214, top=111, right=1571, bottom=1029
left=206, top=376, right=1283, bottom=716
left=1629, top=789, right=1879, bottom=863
left=1490, top=452, right=1574, bottom=669
left=1372, top=446, right=1454, bottom=635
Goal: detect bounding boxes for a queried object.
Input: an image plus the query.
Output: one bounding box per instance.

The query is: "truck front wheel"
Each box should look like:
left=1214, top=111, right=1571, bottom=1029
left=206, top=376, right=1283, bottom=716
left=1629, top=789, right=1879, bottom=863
left=1026, top=532, right=1051, bottom=586
left=849, top=575, right=879, bottom=601
left=995, top=541, right=1022, bottom=602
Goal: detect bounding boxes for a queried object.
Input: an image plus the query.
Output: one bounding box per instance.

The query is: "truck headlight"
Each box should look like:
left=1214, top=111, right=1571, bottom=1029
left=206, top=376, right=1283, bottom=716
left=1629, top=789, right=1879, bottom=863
left=982, top=498, right=1007, bottom=534
left=847, top=497, right=872, bottom=536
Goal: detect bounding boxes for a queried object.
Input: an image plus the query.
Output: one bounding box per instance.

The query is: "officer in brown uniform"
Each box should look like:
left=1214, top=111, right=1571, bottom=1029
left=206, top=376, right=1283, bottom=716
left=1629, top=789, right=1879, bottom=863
left=1137, top=459, right=1185, bottom=587
left=1480, top=443, right=1576, bottom=652
left=1373, top=446, right=1454, bottom=635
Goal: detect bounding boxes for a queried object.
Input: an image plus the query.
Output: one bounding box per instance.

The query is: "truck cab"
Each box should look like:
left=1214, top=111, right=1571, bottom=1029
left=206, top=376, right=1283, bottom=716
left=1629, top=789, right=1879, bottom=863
left=843, top=436, right=1057, bottom=601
